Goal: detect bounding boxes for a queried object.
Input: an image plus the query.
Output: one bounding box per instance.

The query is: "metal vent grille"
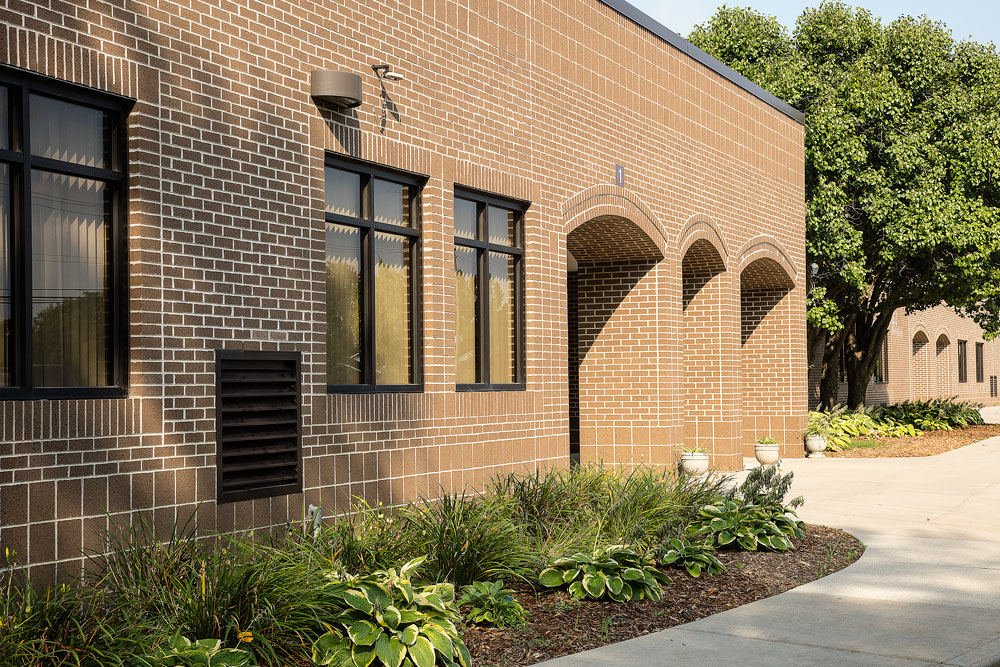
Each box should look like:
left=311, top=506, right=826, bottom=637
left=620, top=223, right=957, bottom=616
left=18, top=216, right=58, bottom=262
left=991, top=376, right=998, bottom=398
left=216, top=350, right=302, bottom=504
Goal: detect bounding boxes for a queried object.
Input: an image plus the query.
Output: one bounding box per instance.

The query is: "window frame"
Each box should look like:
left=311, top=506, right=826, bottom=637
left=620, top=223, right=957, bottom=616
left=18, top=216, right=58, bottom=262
left=958, top=340, right=968, bottom=384
left=324, top=154, right=425, bottom=394
left=0, top=66, right=133, bottom=401
left=453, top=186, right=527, bottom=392
left=872, top=337, right=889, bottom=384
left=976, top=342, right=985, bottom=384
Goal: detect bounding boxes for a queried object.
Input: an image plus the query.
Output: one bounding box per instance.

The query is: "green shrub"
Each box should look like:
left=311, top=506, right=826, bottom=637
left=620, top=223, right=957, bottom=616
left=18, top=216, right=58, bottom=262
left=310, top=557, right=471, bottom=667
left=132, top=632, right=253, bottom=667
left=94, top=515, right=336, bottom=665
left=320, top=500, right=412, bottom=575
left=656, top=536, right=725, bottom=577
left=457, top=581, right=529, bottom=629
left=538, top=545, right=670, bottom=602
left=688, top=499, right=805, bottom=552
left=731, top=464, right=802, bottom=510
left=876, top=399, right=984, bottom=428
left=402, top=493, right=533, bottom=586
left=0, top=561, right=124, bottom=667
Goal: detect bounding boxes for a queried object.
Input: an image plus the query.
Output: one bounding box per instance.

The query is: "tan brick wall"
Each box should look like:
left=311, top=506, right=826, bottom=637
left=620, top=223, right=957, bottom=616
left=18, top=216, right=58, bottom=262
left=0, top=0, right=806, bottom=578
left=809, top=305, right=1000, bottom=408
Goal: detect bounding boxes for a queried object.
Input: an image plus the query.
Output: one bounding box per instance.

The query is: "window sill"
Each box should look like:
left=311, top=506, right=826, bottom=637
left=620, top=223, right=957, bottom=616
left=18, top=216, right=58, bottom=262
left=0, top=387, right=128, bottom=401
left=456, top=383, right=526, bottom=392
left=327, top=384, right=423, bottom=394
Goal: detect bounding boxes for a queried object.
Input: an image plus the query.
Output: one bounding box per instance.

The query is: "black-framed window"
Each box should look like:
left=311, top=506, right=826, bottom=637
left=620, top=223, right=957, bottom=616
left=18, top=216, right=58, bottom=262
left=0, top=67, right=132, bottom=400
left=324, top=156, right=424, bottom=392
left=958, top=340, right=968, bottom=383
left=976, top=342, right=984, bottom=383
left=454, top=188, right=526, bottom=390
left=873, top=337, right=889, bottom=384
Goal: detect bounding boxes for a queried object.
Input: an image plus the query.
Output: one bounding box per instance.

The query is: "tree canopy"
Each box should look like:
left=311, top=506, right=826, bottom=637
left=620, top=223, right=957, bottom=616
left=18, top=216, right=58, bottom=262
left=689, top=2, right=1000, bottom=406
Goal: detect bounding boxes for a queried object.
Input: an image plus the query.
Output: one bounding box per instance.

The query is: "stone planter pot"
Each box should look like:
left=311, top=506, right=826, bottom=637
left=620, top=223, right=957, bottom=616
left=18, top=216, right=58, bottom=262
left=679, top=451, right=710, bottom=476
left=754, top=444, right=781, bottom=466
left=805, top=434, right=828, bottom=458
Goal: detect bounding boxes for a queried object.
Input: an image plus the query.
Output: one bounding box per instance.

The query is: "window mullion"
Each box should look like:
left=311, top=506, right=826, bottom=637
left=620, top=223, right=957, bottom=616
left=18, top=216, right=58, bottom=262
left=478, top=202, right=490, bottom=385
left=18, top=85, right=31, bottom=391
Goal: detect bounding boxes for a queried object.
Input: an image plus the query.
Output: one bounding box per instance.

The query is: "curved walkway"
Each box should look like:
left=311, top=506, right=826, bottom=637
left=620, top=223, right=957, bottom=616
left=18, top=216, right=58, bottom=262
left=539, top=437, right=1000, bottom=666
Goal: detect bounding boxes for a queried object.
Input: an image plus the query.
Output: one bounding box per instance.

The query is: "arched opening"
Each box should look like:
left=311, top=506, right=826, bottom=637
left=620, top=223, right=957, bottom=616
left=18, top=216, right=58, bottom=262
left=739, top=257, right=795, bottom=459
left=912, top=330, right=931, bottom=400
left=935, top=333, right=952, bottom=397
left=681, top=239, right=729, bottom=462
left=567, top=215, right=665, bottom=465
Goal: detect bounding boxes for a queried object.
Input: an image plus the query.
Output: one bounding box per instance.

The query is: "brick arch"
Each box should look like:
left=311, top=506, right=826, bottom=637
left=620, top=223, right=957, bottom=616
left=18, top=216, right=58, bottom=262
left=935, top=332, right=953, bottom=397
left=562, top=185, right=668, bottom=261
left=678, top=215, right=729, bottom=266
left=912, top=328, right=931, bottom=400
left=738, top=239, right=796, bottom=459
left=737, top=236, right=797, bottom=288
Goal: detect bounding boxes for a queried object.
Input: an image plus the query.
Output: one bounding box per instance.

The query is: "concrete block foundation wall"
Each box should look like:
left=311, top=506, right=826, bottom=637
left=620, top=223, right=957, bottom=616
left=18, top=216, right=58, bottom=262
left=0, top=0, right=806, bottom=579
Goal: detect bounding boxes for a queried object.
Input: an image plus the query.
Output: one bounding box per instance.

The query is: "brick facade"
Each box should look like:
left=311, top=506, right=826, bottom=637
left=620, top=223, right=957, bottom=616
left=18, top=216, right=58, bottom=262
left=0, top=0, right=806, bottom=579
left=809, top=305, right=1000, bottom=407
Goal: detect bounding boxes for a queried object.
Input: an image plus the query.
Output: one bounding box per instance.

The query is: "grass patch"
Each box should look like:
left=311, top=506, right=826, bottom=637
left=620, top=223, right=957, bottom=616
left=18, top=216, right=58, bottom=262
left=841, top=439, right=884, bottom=451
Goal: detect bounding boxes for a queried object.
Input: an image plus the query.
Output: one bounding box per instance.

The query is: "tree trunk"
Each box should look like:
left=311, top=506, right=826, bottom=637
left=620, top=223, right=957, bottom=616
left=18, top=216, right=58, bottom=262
left=818, top=331, right=845, bottom=410
left=844, top=309, right=895, bottom=408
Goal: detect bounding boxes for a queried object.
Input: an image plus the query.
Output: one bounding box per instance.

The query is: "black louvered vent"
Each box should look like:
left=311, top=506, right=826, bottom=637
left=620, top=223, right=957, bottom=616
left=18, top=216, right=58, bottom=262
left=216, top=350, right=302, bottom=503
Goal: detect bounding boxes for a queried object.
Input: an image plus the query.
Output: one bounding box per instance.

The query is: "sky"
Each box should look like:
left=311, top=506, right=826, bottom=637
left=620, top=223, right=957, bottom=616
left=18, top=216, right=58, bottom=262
left=629, top=1, right=1000, bottom=47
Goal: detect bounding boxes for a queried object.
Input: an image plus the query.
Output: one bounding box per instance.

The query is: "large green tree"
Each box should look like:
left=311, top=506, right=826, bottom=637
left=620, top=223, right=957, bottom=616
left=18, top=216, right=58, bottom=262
left=689, top=3, right=1000, bottom=408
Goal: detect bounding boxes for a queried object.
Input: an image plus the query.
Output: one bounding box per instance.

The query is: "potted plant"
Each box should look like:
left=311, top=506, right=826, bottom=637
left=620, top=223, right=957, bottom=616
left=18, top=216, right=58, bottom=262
left=679, top=445, right=710, bottom=476
left=803, top=413, right=829, bottom=459
left=754, top=436, right=781, bottom=466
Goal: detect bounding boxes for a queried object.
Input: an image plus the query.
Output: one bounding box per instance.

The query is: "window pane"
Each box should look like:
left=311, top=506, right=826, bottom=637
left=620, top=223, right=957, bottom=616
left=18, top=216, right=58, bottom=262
left=325, top=168, right=361, bottom=218
left=31, top=170, right=110, bottom=387
left=0, top=87, right=8, bottom=151
left=373, top=179, right=411, bottom=227
left=30, top=95, right=106, bottom=168
left=488, top=251, right=516, bottom=384
left=454, top=197, right=477, bottom=239
left=488, top=205, right=515, bottom=246
left=326, top=223, right=362, bottom=384
left=0, top=165, right=9, bottom=386
left=455, top=246, right=478, bottom=384
left=375, top=232, right=411, bottom=384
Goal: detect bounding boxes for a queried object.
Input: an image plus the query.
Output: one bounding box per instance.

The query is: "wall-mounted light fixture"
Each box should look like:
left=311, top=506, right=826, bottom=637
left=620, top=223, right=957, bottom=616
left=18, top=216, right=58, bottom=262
left=372, top=64, right=405, bottom=82
left=310, top=69, right=363, bottom=108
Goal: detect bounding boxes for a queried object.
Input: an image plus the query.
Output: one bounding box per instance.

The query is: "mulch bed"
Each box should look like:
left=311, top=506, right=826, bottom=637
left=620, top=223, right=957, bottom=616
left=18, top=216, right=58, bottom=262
left=829, top=424, right=1000, bottom=458
left=462, top=524, right=863, bottom=666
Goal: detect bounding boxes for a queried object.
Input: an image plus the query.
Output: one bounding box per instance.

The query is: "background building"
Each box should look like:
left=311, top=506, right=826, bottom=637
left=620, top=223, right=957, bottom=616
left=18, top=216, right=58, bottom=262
left=809, top=306, right=1000, bottom=408
left=0, top=0, right=806, bottom=579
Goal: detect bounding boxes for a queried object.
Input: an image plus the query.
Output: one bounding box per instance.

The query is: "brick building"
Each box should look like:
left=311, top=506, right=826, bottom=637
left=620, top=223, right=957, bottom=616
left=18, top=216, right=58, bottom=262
left=809, top=306, right=1000, bottom=408
left=0, top=0, right=806, bottom=578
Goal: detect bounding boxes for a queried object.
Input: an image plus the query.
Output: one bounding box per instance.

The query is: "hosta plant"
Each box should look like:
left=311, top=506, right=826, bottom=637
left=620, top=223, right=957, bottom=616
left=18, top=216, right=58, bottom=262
left=311, top=557, right=471, bottom=667
left=657, top=536, right=725, bottom=577
left=457, top=580, right=528, bottom=629
left=133, top=632, right=253, bottom=667
left=688, top=500, right=805, bottom=552
left=538, top=545, right=671, bottom=602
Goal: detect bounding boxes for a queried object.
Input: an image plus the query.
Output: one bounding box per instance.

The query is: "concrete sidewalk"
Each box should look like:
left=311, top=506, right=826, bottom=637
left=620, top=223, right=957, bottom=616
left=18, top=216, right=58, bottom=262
left=539, top=437, right=1000, bottom=667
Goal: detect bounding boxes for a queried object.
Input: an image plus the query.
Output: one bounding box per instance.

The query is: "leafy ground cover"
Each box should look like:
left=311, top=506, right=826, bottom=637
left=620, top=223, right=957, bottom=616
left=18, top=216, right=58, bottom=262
left=463, top=525, right=863, bottom=666
left=810, top=399, right=987, bottom=452
left=0, top=465, right=861, bottom=667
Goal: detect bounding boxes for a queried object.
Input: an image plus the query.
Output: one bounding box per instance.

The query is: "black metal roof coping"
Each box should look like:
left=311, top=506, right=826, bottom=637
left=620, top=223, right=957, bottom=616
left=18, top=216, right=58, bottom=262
left=597, top=0, right=806, bottom=124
